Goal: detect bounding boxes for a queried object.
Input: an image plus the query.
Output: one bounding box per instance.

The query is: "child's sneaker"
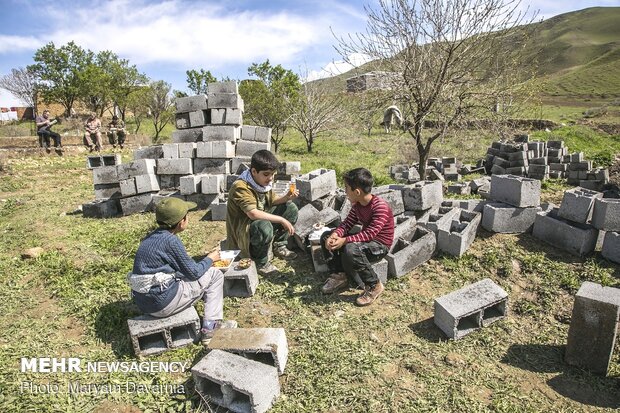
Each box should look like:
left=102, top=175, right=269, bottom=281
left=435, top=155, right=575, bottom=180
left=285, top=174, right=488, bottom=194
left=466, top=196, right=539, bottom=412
left=273, top=246, right=297, bottom=260
left=355, top=281, right=384, bottom=306
left=201, top=320, right=238, bottom=345
left=321, top=272, right=348, bottom=294
left=257, top=262, right=278, bottom=276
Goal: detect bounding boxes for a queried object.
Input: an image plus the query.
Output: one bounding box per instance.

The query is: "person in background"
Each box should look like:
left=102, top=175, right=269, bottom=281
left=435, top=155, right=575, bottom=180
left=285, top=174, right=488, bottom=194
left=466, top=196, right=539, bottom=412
left=107, top=115, right=127, bottom=149
left=35, top=109, right=62, bottom=153
left=83, top=112, right=102, bottom=152
left=320, top=167, right=394, bottom=306
left=128, top=198, right=236, bottom=344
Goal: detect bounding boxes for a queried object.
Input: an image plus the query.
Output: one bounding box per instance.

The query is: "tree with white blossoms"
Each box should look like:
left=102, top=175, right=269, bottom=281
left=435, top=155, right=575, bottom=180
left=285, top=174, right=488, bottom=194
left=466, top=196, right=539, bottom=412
left=335, top=0, right=538, bottom=176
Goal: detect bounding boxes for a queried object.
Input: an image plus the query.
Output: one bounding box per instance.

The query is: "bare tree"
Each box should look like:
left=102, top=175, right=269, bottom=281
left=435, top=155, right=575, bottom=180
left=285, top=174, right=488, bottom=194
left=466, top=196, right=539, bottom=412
left=335, top=0, right=537, bottom=176
left=289, top=80, right=345, bottom=153
left=0, top=67, right=38, bottom=108
left=145, top=80, right=174, bottom=143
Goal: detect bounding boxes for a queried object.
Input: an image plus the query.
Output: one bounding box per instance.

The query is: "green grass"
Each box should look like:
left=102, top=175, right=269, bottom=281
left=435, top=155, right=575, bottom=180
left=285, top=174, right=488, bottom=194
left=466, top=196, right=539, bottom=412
left=0, top=123, right=619, bottom=412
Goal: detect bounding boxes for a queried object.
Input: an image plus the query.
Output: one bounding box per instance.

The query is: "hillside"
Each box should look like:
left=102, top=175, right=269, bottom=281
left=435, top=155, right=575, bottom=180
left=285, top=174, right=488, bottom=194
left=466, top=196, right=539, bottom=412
left=315, top=7, right=620, bottom=99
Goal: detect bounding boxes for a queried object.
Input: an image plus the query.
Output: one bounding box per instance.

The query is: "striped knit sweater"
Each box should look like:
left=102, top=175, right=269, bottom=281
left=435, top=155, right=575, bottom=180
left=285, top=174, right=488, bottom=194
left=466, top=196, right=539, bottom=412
left=335, top=195, right=394, bottom=247
left=131, top=228, right=213, bottom=313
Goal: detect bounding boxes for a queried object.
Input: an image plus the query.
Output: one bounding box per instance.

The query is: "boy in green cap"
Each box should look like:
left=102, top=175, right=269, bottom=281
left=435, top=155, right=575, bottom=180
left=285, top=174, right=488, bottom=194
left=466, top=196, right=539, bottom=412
left=128, top=197, right=235, bottom=344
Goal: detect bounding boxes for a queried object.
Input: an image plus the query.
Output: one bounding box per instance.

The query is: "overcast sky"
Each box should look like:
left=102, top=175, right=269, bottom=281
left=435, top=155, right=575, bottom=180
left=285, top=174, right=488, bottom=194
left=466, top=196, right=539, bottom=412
left=1, top=0, right=618, bottom=107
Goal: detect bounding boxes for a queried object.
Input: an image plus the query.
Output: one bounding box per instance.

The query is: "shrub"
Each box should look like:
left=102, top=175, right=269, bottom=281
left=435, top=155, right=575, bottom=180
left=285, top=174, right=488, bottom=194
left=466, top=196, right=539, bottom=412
left=591, top=150, right=615, bottom=168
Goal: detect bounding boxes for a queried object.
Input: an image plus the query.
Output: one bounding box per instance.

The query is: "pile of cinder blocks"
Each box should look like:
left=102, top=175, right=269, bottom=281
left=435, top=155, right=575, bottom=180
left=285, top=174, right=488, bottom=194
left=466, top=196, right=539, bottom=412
left=434, top=278, right=508, bottom=339
left=591, top=197, right=620, bottom=264
left=191, top=327, right=288, bottom=412
left=481, top=174, right=542, bottom=234
left=82, top=81, right=302, bottom=220
left=532, top=186, right=602, bottom=256
left=565, top=281, right=620, bottom=375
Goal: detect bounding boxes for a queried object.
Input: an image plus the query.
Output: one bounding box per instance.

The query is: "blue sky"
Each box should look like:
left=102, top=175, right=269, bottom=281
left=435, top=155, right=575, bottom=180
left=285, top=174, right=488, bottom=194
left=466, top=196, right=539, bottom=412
left=1, top=0, right=619, bottom=107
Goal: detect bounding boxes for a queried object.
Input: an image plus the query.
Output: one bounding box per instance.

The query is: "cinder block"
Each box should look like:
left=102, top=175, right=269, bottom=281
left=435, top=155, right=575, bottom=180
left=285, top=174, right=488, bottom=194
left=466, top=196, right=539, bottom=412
left=490, top=164, right=506, bottom=175
left=135, top=174, right=160, bottom=194
left=194, top=158, right=230, bottom=175
left=387, top=227, right=436, bottom=277
left=210, top=198, right=228, bottom=221
left=201, top=174, right=225, bottom=194
left=211, top=108, right=225, bottom=124
left=127, top=307, right=200, bottom=356
left=185, top=193, right=218, bottom=209
left=223, top=260, right=258, bottom=297
left=506, top=166, right=526, bottom=175
left=393, top=215, right=418, bottom=243
left=401, top=181, right=443, bottom=211
left=133, top=145, right=163, bottom=160
left=162, top=143, right=179, bottom=159
left=92, top=165, right=119, bottom=185
left=150, top=191, right=184, bottom=210
left=372, top=259, right=389, bottom=285
left=202, top=125, right=241, bottom=142
left=293, top=204, right=338, bottom=247
left=207, top=93, right=244, bottom=110
left=175, top=95, right=208, bottom=112
left=421, top=206, right=461, bottom=234
left=175, top=112, right=190, bottom=129
left=532, top=208, right=598, bottom=256
left=277, top=161, right=301, bottom=176
left=558, top=187, right=603, bottom=224
left=180, top=174, right=202, bottom=195
left=196, top=142, right=213, bottom=158
left=568, top=161, right=592, bottom=171
left=224, top=108, right=243, bottom=125
left=159, top=174, right=180, bottom=190
left=310, top=244, right=329, bottom=273
left=255, top=127, right=271, bottom=143
left=565, top=281, right=620, bottom=374
left=117, top=159, right=156, bottom=181
left=178, top=142, right=197, bottom=159
left=94, top=183, right=121, bottom=200
left=192, top=349, right=280, bottom=413
left=437, top=210, right=481, bottom=257
left=189, top=109, right=209, bottom=127
left=171, top=128, right=203, bottom=143
left=447, top=183, right=471, bottom=195
left=119, top=178, right=137, bottom=197
left=591, top=198, right=620, bottom=231
left=481, top=202, right=540, bottom=233
left=372, top=186, right=405, bottom=216
left=208, top=328, right=288, bottom=375
left=235, top=139, right=271, bottom=157
left=208, top=81, right=239, bottom=94
left=529, top=157, right=548, bottom=165
left=434, top=278, right=508, bottom=339
left=120, top=193, right=154, bottom=215
left=157, top=158, right=193, bottom=175
left=82, top=199, right=120, bottom=218
left=601, top=231, right=620, bottom=264
left=212, top=141, right=236, bottom=158
left=490, top=174, right=540, bottom=207
left=297, top=169, right=338, bottom=202
left=87, top=154, right=121, bottom=169
left=232, top=156, right=252, bottom=174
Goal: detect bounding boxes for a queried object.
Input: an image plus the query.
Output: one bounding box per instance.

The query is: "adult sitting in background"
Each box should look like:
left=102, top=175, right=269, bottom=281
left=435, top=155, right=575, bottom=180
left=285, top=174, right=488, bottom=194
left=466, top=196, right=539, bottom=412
left=107, top=115, right=127, bottom=149
left=83, top=112, right=102, bottom=152
left=35, top=110, right=62, bottom=153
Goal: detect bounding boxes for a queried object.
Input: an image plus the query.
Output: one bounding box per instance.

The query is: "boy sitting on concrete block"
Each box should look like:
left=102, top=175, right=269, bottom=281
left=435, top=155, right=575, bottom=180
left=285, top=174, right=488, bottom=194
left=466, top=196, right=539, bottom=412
left=320, top=168, right=394, bottom=306
left=128, top=197, right=236, bottom=344
left=226, top=150, right=299, bottom=276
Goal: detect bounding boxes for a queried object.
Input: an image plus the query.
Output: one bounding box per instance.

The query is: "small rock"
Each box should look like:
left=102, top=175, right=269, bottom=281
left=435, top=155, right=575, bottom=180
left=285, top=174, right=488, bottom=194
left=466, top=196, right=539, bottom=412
left=444, top=352, right=465, bottom=366
left=369, top=333, right=380, bottom=342
left=21, top=247, right=44, bottom=259
left=333, top=310, right=345, bottom=318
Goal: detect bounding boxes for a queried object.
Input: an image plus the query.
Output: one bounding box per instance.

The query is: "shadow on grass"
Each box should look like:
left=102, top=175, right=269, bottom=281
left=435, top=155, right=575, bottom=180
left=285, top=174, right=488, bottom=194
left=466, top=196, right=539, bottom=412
left=94, top=299, right=140, bottom=358
left=408, top=317, right=446, bottom=343
left=502, top=343, right=620, bottom=408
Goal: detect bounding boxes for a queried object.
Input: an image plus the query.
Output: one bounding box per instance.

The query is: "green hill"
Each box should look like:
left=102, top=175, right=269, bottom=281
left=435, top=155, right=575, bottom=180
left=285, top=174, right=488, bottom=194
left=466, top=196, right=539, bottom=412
left=316, top=7, right=620, bottom=99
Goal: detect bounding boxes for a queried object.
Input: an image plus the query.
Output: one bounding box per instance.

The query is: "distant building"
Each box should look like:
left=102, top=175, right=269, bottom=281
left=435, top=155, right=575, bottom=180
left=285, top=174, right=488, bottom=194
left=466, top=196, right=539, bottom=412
left=0, top=106, right=34, bottom=122
left=346, top=71, right=400, bottom=93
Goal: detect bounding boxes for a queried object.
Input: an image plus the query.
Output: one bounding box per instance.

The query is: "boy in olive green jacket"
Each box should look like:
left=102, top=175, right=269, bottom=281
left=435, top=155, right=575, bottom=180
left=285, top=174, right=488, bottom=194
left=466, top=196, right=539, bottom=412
left=226, top=150, right=299, bottom=275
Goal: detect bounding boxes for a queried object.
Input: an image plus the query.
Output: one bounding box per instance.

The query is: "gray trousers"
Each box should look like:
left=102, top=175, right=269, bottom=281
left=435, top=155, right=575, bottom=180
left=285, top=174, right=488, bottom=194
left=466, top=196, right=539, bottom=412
left=150, top=267, right=224, bottom=322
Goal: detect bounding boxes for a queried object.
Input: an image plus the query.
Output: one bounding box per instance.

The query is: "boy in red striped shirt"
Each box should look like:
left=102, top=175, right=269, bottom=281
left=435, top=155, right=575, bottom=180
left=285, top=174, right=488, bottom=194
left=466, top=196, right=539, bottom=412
left=320, top=168, right=394, bottom=306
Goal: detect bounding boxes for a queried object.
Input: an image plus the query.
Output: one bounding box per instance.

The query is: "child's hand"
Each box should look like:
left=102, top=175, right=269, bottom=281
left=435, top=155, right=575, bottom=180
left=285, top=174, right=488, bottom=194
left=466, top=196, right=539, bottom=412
left=280, top=218, right=295, bottom=235
left=288, top=188, right=299, bottom=199
left=327, top=234, right=346, bottom=251
left=207, top=250, right=221, bottom=262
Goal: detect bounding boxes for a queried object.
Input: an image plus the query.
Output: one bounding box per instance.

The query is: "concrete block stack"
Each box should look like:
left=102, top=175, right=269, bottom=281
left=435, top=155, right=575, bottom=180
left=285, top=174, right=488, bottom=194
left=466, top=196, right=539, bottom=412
left=591, top=198, right=620, bottom=264
left=482, top=175, right=542, bottom=233
left=434, top=278, right=508, bottom=340
left=389, top=164, right=420, bottom=183
left=82, top=81, right=304, bottom=219
left=565, top=281, right=620, bottom=375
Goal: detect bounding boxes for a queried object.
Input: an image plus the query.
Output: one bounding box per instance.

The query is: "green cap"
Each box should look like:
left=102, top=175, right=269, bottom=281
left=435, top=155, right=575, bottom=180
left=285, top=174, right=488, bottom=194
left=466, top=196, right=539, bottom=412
left=155, top=197, right=197, bottom=227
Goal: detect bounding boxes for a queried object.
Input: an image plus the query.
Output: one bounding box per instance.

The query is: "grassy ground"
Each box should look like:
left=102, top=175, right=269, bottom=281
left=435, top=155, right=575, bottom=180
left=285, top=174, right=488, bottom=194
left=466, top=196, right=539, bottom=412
left=0, top=126, right=619, bottom=412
